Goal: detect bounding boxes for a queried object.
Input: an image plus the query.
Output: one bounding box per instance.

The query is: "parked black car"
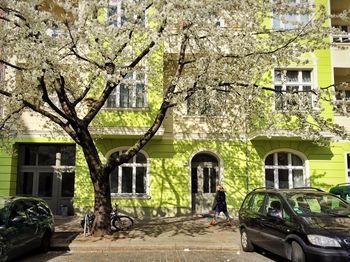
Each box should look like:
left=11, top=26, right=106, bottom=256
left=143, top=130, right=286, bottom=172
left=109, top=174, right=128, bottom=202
left=330, top=183, right=350, bottom=203
left=239, top=187, right=350, bottom=262
left=0, top=196, right=54, bottom=261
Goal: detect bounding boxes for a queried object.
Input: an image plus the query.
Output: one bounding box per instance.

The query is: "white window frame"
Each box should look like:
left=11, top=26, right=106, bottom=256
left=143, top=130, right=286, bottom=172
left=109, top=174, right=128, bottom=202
left=346, top=153, right=350, bottom=183
left=208, top=12, right=226, bottom=28
left=107, top=149, right=150, bottom=198
left=332, top=25, right=350, bottom=43
left=17, top=144, right=76, bottom=197
left=107, top=0, right=147, bottom=28
left=273, top=68, right=314, bottom=111
left=264, top=151, right=307, bottom=189
left=272, top=0, right=311, bottom=30
left=105, top=69, right=147, bottom=109
left=0, top=63, right=4, bottom=118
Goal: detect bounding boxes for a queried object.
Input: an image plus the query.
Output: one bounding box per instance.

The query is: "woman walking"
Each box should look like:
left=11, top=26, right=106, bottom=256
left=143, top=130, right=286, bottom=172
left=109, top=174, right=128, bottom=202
left=210, top=184, right=231, bottom=225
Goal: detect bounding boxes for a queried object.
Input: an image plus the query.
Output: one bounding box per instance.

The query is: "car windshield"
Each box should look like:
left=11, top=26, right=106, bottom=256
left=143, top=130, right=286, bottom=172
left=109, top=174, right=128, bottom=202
left=286, top=192, right=350, bottom=217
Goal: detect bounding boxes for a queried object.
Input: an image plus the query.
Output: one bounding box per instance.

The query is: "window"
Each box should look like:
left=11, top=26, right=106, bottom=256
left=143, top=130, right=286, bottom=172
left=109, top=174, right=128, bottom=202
left=346, top=153, right=350, bottom=183
left=335, top=90, right=350, bottom=101
left=0, top=62, right=4, bottom=118
left=264, top=151, right=305, bottom=189
left=274, top=69, right=313, bottom=110
left=105, top=70, right=147, bottom=108
left=266, top=195, right=291, bottom=220
left=109, top=150, right=148, bottom=197
left=107, top=0, right=145, bottom=27
left=19, top=144, right=76, bottom=167
left=17, top=144, right=76, bottom=197
left=251, top=193, right=265, bottom=213
left=46, top=24, right=60, bottom=38
left=209, top=12, right=225, bottom=28
left=333, top=25, right=350, bottom=43
left=191, top=153, right=219, bottom=194
left=272, top=0, right=310, bottom=30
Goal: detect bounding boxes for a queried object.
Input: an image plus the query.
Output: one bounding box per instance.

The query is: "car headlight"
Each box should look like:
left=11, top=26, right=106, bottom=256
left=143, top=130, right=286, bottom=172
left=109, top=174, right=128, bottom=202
left=307, top=234, right=341, bottom=247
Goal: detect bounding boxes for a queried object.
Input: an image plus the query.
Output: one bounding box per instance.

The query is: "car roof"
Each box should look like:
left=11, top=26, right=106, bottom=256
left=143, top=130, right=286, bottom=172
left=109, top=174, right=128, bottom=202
left=0, top=195, right=46, bottom=204
left=330, top=183, right=350, bottom=194
left=250, top=187, right=326, bottom=195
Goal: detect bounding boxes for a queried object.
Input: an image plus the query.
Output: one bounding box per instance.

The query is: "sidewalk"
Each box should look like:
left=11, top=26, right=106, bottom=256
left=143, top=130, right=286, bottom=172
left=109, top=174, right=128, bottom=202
left=51, top=215, right=242, bottom=252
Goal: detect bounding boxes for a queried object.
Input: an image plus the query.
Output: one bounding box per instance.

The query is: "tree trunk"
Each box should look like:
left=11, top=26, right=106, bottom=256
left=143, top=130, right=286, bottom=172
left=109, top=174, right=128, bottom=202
left=78, top=127, right=112, bottom=236
left=92, top=171, right=112, bottom=236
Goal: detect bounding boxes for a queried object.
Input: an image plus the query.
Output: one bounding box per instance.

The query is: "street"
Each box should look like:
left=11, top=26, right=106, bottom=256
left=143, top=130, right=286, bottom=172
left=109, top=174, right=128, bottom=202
left=17, top=249, right=288, bottom=262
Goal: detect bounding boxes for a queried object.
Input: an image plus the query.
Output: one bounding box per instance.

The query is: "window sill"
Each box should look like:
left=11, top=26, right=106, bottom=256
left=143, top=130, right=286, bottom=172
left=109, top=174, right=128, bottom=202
left=273, top=107, right=321, bottom=113
left=103, top=107, right=150, bottom=112
left=182, top=115, right=227, bottom=119
left=111, top=194, right=151, bottom=199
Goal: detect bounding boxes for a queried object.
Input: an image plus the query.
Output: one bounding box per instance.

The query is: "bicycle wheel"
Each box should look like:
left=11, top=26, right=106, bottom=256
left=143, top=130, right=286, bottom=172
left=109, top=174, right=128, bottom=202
left=112, top=216, right=133, bottom=231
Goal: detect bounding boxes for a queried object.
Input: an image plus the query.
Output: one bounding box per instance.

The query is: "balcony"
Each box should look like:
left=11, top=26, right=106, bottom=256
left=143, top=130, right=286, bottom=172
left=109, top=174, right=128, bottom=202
left=333, top=68, right=350, bottom=131
left=330, top=0, right=350, bottom=67
left=332, top=25, right=350, bottom=44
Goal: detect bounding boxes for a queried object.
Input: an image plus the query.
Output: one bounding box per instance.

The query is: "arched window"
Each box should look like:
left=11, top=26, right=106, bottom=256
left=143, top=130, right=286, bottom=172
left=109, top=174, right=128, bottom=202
left=264, top=151, right=305, bottom=189
left=109, top=150, right=148, bottom=196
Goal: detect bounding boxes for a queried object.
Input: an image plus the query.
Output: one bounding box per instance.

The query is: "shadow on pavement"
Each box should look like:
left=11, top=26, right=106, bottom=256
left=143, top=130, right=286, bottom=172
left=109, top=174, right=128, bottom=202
left=127, top=215, right=238, bottom=239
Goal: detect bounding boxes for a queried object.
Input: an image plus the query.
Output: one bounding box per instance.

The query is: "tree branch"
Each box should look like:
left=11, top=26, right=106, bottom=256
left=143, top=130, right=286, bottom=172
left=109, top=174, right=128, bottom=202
left=128, top=16, right=167, bottom=68
left=39, top=75, right=68, bottom=120
left=105, top=31, right=190, bottom=173
left=0, top=105, right=25, bottom=130
left=0, top=59, right=26, bottom=71
left=0, top=87, right=80, bottom=143
left=83, top=17, right=168, bottom=125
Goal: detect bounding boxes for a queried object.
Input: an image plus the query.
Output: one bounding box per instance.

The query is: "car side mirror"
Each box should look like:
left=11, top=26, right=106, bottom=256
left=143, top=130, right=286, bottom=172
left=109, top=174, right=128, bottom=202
left=11, top=216, right=26, bottom=224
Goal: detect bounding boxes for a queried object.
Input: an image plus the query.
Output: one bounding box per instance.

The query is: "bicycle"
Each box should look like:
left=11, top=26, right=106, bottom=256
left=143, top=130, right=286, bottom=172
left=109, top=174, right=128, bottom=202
left=80, top=203, right=133, bottom=232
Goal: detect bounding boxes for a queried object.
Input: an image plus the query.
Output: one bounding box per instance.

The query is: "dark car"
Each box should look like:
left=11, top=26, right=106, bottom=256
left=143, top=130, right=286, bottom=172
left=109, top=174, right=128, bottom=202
left=0, top=196, right=54, bottom=261
left=330, top=183, right=350, bottom=203
left=239, top=187, right=350, bottom=262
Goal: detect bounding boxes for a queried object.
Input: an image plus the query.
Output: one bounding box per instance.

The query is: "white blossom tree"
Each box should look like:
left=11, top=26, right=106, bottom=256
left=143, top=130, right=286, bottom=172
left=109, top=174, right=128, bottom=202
left=0, top=0, right=347, bottom=235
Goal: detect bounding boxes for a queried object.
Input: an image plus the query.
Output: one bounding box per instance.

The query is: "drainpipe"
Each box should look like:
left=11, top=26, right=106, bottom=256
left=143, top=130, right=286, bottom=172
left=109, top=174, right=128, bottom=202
left=245, top=134, right=249, bottom=193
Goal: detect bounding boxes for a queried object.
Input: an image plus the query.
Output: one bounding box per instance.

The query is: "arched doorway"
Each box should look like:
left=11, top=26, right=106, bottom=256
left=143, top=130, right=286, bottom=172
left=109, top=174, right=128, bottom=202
left=191, top=152, right=220, bottom=214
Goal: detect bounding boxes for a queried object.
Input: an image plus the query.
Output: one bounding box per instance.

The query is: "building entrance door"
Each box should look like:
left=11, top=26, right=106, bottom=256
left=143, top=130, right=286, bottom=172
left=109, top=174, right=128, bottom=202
left=17, top=144, right=76, bottom=215
left=191, top=153, right=219, bottom=214
left=18, top=169, right=75, bottom=215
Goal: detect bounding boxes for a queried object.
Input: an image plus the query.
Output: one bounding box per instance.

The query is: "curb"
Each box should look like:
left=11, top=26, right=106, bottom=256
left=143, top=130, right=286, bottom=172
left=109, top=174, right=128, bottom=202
left=66, top=244, right=241, bottom=252
left=51, top=216, right=242, bottom=253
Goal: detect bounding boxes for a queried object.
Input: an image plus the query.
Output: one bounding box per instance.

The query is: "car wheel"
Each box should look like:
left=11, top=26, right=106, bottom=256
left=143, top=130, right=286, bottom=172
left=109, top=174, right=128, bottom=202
left=291, top=241, right=305, bottom=262
left=0, top=242, right=8, bottom=262
left=241, top=228, right=254, bottom=252
left=40, top=231, right=51, bottom=253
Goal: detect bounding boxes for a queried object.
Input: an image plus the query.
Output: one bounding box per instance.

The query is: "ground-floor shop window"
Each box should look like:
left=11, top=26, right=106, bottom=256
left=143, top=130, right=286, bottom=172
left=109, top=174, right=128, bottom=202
left=17, top=144, right=76, bottom=215
left=264, top=151, right=305, bottom=189
left=109, top=150, right=149, bottom=197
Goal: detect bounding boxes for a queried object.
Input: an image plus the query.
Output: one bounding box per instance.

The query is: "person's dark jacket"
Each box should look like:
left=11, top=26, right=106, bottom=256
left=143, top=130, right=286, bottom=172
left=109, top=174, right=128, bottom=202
left=212, top=190, right=227, bottom=212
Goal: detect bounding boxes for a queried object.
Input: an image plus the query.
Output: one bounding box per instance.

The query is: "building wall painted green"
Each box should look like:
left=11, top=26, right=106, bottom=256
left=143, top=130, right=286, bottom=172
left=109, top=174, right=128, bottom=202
left=71, top=137, right=350, bottom=216
left=1, top=136, right=349, bottom=215
left=0, top=137, right=74, bottom=197
left=0, top=146, right=17, bottom=196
